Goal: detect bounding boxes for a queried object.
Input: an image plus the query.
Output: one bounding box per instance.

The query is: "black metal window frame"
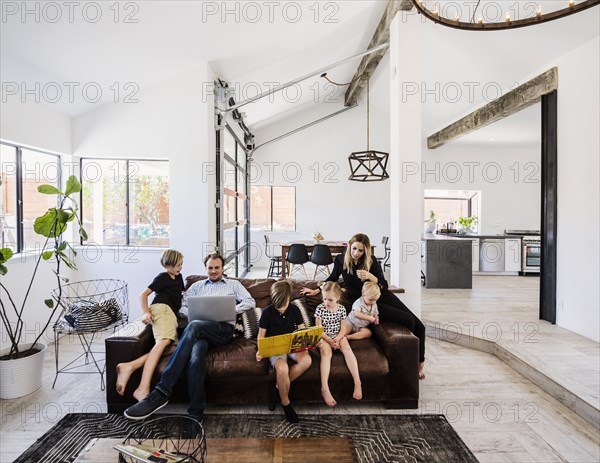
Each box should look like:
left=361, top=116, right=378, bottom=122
left=78, top=157, right=169, bottom=247
left=0, top=141, right=61, bottom=254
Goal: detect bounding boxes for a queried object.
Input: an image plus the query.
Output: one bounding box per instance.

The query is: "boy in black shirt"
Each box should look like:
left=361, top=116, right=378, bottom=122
left=256, top=280, right=312, bottom=423
left=116, top=249, right=184, bottom=401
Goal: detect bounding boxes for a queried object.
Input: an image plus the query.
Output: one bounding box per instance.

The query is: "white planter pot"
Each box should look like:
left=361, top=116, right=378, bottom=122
left=0, top=342, right=47, bottom=399
left=424, top=221, right=436, bottom=233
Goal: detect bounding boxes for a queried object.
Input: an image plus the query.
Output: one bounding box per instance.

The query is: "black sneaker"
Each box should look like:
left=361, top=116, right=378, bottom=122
left=268, top=381, right=280, bottom=411
left=123, top=390, right=169, bottom=420
left=282, top=403, right=299, bottom=423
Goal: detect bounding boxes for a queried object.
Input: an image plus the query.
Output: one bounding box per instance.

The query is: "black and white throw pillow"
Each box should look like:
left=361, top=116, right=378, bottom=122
left=64, top=297, right=123, bottom=332
left=234, top=307, right=262, bottom=339
left=290, top=297, right=313, bottom=327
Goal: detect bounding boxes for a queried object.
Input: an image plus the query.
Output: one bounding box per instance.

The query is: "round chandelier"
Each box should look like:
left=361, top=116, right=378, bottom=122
left=411, top=0, right=600, bottom=31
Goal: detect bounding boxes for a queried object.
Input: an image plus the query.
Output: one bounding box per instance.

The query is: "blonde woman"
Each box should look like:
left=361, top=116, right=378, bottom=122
left=301, top=233, right=426, bottom=380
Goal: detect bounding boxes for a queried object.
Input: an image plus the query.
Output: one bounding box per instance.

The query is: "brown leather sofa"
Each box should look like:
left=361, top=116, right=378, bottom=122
left=105, top=276, right=419, bottom=413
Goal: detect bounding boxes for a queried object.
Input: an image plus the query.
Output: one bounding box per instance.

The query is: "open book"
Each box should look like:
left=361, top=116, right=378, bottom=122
left=113, top=444, right=189, bottom=463
left=258, top=326, right=324, bottom=358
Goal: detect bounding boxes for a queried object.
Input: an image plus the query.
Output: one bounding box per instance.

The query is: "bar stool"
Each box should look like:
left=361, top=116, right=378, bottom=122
left=286, top=243, right=309, bottom=279
left=264, top=235, right=282, bottom=278
left=376, top=236, right=391, bottom=270
left=310, top=244, right=333, bottom=280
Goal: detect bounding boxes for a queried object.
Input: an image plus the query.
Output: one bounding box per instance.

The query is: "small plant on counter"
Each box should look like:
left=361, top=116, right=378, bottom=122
left=457, top=215, right=478, bottom=234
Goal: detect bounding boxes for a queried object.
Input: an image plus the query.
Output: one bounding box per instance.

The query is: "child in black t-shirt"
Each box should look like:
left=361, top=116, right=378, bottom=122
left=256, top=280, right=312, bottom=423
left=116, top=249, right=184, bottom=401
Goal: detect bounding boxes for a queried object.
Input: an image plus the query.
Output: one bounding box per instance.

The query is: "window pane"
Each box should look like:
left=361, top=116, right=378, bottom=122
left=223, top=193, right=236, bottom=224
left=223, top=160, right=237, bottom=191
left=238, top=144, right=246, bottom=171
left=237, top=197, right=247, bottom=222
left=129, top=160, right=170, bottom=247
left=224, top=129, right=236, bottom=158
left=22, top=150, right=60, bottom=251
left=81, top=159, right=127, bottom=245
left=0, top=145, right=17, bottom=249
left=250, top=186, right=271, bottom=231
left=424, top=198, right=469, bottom=229
left=272, top=186, right=295, bottom=232
left=223, top=226, right=236, bottom=261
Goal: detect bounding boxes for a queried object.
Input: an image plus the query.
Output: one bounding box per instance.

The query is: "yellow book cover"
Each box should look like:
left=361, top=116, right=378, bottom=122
left=258, top=326, right=324, bottom=358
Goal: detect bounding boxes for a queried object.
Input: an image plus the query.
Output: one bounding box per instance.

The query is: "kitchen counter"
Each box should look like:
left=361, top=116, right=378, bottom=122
left=422, top=233, right=518, bottom=240
left=422, top=237, right=472, bottom=289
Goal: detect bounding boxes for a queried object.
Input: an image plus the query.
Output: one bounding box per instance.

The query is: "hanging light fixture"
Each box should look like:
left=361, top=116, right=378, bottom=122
left=411, top=0, right=599, bottom=31
left=348, top=77, right=389, bottom=182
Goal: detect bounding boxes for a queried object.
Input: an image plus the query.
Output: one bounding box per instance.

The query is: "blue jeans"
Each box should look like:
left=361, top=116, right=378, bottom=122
left=155, top=320, right=234, bottom=418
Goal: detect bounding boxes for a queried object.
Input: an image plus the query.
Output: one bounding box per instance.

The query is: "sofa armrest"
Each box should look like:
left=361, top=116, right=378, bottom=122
left=372, top=323, right=419, bottom=408
left=105, top=321, right=154, bottom=409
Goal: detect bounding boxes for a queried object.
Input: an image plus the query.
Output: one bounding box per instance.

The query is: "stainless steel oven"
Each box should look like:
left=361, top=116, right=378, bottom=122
left=505, top=230, right=541, bottom=274
left=522, top=237, right=541, bottom=273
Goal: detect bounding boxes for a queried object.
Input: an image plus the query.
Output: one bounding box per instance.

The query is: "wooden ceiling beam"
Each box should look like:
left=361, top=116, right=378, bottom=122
left=427, top=67, right=558, bottom=149
left=344, top=0, right=413, bottom=107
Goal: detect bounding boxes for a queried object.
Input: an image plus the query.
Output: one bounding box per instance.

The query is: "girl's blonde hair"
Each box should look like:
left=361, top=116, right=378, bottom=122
left=270, top=280, right=292, bottom=309
left=321, top=281, right=342, bottom=300
left=343, top=233, right=373, bottom=274
left=161, top=249, right=183, bottom=267
left=362, top=281, right=381, bottom=300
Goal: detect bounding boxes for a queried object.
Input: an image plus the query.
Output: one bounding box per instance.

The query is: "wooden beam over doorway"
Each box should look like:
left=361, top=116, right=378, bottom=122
left=427, top=67, right=558, bottom=149
left=344, top=0, right=413, bottom=107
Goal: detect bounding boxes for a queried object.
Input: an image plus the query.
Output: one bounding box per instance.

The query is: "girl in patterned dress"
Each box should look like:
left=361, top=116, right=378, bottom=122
left=315, top=282, right=362, bottom=407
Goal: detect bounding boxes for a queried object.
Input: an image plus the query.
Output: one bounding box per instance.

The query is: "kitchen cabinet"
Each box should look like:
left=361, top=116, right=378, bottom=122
left=472, top=239, right=480, bottom=272
left=504, top=238, right=522, bottom=272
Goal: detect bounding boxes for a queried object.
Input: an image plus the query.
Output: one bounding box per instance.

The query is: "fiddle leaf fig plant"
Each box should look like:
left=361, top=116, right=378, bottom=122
left=0, top=175, right=87, bottom=360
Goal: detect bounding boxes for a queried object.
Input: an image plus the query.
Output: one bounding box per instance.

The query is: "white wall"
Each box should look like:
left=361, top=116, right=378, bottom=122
left=1, top=96, right=73, bottom=350
left=72, top=64, right=216, bottom=318
left=0, top=99, right=71, bottom=155
left=422, top=143, right=542, bottom=234
left=250, top=98, right=391, bottom=272
left=551, top=37, right=600, bottom=342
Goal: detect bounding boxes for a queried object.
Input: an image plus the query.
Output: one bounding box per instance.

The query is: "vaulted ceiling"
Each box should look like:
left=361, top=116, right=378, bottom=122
left=1, top=1, right=598, bottom=145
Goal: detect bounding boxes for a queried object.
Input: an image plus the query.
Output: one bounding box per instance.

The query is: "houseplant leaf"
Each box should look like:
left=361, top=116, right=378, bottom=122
left=33, top=209, right=70, bottom=238
left=44, top=299, right=54, bottom=309
left=38, top=185, right=63, bottom=195
left=0, top=247, right=14, bottom=264
left=64, top=175, right=82, bottom=196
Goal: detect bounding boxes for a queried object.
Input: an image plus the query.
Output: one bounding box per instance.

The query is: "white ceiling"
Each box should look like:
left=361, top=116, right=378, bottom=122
left=1, top=1, right=598, bottom=146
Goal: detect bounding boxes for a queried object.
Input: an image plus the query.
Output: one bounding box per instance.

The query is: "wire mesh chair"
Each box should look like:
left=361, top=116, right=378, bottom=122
left=52, top=279, right=129, bottom=389
left=118, top=415, right=206, bottom=463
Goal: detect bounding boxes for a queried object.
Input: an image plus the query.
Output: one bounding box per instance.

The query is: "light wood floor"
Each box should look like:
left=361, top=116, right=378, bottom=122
left=1, top=275, right=599, bottom=463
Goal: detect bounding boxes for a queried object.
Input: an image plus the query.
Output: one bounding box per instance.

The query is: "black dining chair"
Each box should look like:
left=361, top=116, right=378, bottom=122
left=310, top=244, right=333, bottom=280
left=376, top=236, right=391, bottom=271
left=286, top=243, right=310, bottom=279
left=264, top=235, right=282, bottom=278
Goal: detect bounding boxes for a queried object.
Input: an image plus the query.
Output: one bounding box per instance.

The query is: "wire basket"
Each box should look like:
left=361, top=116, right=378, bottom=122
left=53, top=279, right=129, bottom=334
left=117, top=416, right=207, bottom=463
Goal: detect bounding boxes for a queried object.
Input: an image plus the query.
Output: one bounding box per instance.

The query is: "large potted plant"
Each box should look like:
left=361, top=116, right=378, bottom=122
left=0, top=175, right=87, bottom=399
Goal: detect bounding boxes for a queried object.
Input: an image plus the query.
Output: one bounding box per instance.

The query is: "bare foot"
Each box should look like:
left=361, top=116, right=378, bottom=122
left=321, top=388, right=337, bottom=407
left=346, top=334, right=356, bottom=341
left=418, top=362, right=426, bottom=380
left=116, top=363, right=134, bottom=396
left=353, top=383, right=363, bottom=400
left=132, top=388, right=150, bottom=402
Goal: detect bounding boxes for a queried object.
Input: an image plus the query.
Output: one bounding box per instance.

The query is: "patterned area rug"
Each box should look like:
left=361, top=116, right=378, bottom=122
left=14, top=413, right=478, bottom=463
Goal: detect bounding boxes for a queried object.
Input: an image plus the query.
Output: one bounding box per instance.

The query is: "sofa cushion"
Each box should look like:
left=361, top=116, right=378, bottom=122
left=205, top=338, right=268, bottom=377
left=234, top=307, right=262, bottom=339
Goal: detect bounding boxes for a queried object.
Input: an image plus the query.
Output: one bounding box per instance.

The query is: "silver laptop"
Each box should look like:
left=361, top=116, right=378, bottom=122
left=187, top=295, right=237, bottom=322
